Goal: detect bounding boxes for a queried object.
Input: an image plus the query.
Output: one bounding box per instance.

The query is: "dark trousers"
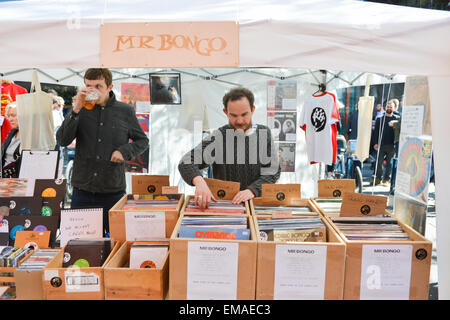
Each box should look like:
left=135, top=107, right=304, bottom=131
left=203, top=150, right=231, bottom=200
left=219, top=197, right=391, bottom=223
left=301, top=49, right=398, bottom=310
left=376, top=144, right=395, bottom=181
left=71, top=187, right=125, bottom=236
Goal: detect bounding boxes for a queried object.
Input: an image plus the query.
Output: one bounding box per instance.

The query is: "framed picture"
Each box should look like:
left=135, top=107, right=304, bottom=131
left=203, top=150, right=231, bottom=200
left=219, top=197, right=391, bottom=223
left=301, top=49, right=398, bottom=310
left=149, top=73, right=182, bottom=105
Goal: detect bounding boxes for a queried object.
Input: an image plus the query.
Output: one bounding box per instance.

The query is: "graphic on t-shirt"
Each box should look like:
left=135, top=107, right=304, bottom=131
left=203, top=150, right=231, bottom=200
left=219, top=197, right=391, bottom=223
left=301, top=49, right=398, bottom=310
left=298, top=92, right=340, bottom=165
left=311, top=107, right=327, bottom=132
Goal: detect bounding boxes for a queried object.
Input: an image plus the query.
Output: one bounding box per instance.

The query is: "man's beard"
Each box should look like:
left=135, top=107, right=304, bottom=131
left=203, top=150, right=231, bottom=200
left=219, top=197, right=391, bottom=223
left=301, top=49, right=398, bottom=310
left=230, top=121, right=252, bottom=131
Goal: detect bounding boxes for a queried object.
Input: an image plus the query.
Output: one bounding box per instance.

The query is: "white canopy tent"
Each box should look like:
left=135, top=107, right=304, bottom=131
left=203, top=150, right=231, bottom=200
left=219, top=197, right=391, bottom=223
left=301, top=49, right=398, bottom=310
left=1, top=0, right=449, bottom=298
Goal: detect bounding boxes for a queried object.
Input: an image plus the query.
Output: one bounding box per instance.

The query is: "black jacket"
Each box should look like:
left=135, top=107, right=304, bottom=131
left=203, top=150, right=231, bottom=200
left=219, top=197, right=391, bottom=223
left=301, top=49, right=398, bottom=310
left=1, top=128, right=21, bottom=175
left=56, top=91, right=149, bottom=193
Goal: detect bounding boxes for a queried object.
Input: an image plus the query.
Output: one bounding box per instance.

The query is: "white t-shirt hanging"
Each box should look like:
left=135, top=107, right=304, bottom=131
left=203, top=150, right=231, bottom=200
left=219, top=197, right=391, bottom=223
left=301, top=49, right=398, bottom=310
left=299, top=92, right=340, bottom=165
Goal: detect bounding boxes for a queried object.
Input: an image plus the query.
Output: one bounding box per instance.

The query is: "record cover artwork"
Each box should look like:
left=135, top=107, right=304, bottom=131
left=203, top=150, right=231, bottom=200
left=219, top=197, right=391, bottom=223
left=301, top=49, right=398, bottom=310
left=275, top=142, right=296, bottom=172
left=121, top=82, right=150, bottom=113
left=268, top=111, right=297, bottom=142
left=267, top=80, right=298, bottom=111
left=0, top=197, right=42, bottom=217
left=3, top=216, right=59, bottom=247
left=125, top=113, right=149, bottom=173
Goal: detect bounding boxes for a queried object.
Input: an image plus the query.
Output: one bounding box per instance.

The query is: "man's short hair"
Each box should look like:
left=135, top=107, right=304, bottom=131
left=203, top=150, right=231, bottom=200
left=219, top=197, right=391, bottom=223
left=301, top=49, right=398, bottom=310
left=84, top=68, right=113, bottom=87
left=389, top=98, right=399, bottom=109
left=222, top=87, right=255, bottom=110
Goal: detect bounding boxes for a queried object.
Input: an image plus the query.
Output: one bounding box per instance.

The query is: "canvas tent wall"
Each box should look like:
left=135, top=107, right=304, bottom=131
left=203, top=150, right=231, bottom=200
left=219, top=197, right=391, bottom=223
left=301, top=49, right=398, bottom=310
left=0, top=0, right=449, bottom=298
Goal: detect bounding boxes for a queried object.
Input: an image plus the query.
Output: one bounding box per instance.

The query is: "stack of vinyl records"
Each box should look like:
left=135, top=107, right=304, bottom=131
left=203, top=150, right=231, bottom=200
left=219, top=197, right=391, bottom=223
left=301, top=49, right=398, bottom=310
left=253, top=204, right=317, bottom=216
left=122, top=194, right=181, bottom=211
left=314, top=198, right=342, bottom=214
left=178, top=215, right=250, bottom=240
left=185, top=199, right=246, bottom=214
left=16, top=248, right=59, bottom=271
left=257, top=216, right=327, bottom=242
left=331, top=216, right=410, bottom=241
left=0, top=246, right=32, bottom=267
left=129, top=239, right=169, bottom=269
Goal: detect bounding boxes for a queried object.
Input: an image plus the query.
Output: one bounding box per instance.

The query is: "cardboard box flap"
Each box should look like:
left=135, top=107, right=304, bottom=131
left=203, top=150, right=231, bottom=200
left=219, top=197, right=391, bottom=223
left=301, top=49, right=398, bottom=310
left=131, top=175, right=170, bottom=194
left=318, top=179, right=355, bottom=198
left=205, top=178, right=240, bottom=200
left=262, top=184, right=301, bottom=205
left=340, top=192, right=387, bottom=217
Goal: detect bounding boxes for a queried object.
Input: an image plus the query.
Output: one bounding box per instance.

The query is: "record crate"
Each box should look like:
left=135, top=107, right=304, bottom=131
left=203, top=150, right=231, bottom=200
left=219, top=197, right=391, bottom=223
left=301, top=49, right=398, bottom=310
left=311, top=179, right=356, bottom=218
left=109, top=193, right=185, bottom=243
left=14, top=248, right=64, bottom=300
left=104, top=241, right=169, bottom=300
left=251, top=198, right=346, bottom=300
left=168, top=212, right=258, bottom=300
left=0, top=249, right=34, bottom=296
left=180, top=195, right=251, bottom=216
left=42, top=241, right=120, bottom=300
left=323, top=212, right=432, bottom=300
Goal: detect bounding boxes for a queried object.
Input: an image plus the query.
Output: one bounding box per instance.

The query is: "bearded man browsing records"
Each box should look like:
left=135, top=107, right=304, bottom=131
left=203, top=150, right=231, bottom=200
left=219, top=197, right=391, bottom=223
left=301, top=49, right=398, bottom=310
left=178, top=87, right=281, bottom=209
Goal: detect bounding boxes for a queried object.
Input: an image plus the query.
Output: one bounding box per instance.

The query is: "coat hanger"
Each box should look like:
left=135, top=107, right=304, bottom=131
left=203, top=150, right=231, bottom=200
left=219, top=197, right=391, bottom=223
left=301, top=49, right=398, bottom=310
left=312, top=70, right=327, bottom=95
left=1, top=79, right=12, bottom=84
left=313, top=83, right=327, bottom=95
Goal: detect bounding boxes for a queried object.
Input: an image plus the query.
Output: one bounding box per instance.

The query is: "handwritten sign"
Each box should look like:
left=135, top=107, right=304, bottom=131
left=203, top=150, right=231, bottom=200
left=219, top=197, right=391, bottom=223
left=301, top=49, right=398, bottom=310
left=340, top=193, right=387, bottom=217
left=60, top=208, right=103, bottom=247
left=204, top=178, right=240, bottom=200
left=262, top=184, right=301, bottom=205
left=131, top=175, right=170, bottom=194
left=100, top=22, right=239, bottom=68
left=318, top=179, right=355, bottom=198
left=401, top=105, right=424, bottom=137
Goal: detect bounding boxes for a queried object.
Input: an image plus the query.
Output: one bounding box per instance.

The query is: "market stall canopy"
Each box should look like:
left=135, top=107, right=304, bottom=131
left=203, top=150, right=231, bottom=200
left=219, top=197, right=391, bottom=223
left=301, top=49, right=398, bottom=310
left=0, top=0, right=449, bottom=76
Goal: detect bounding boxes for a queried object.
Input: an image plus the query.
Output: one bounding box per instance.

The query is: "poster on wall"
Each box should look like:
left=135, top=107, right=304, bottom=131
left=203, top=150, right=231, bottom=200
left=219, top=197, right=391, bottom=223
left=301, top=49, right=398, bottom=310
left=125, top=113, right=149, bottom=173
left=121, top=82, right=151, bottom=113
left=395, top=135, right=432, bottom=205
left=276, top=142, right=296, bottom=172
left=267, top=80, right=297, bottom=111
left=149, top=73, right=181, bottom=105
left=268, top=111, right=297, bottom=142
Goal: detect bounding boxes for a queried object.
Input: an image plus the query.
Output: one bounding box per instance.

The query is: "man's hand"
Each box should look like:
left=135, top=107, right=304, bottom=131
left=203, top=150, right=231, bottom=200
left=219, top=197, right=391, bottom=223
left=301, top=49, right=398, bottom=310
left=373, top=144, right=378, bottom=151
left=110, top=150, right=124, bottom=163
left=73, top=87, right=98, bottom=114
left=73, top=88, right=88, bottom=114
left=232, top=189, right=255, bottom=205
left=192, top=176, right=217, bottom=209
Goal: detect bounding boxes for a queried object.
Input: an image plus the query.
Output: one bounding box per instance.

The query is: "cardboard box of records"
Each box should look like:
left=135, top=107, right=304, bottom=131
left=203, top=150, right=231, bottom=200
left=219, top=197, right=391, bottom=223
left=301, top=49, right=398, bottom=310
left=251, top=184, right=346, bottom=300
left=311, top=179, right=356, bottom=217
left=14, top=247, right=63, bottom=300
left=169, top=181, right=257, bottom=300
left=104, top=239, right=169, bottom=300
left=108, top=193, right=185, bottom=243
left=324, top=192, right=432, bottom=300
left=0, top=228, right=60, bottom=300
left=42, top=240, right=120, bottom=300
left=0, top=246, right=35, bottom=297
